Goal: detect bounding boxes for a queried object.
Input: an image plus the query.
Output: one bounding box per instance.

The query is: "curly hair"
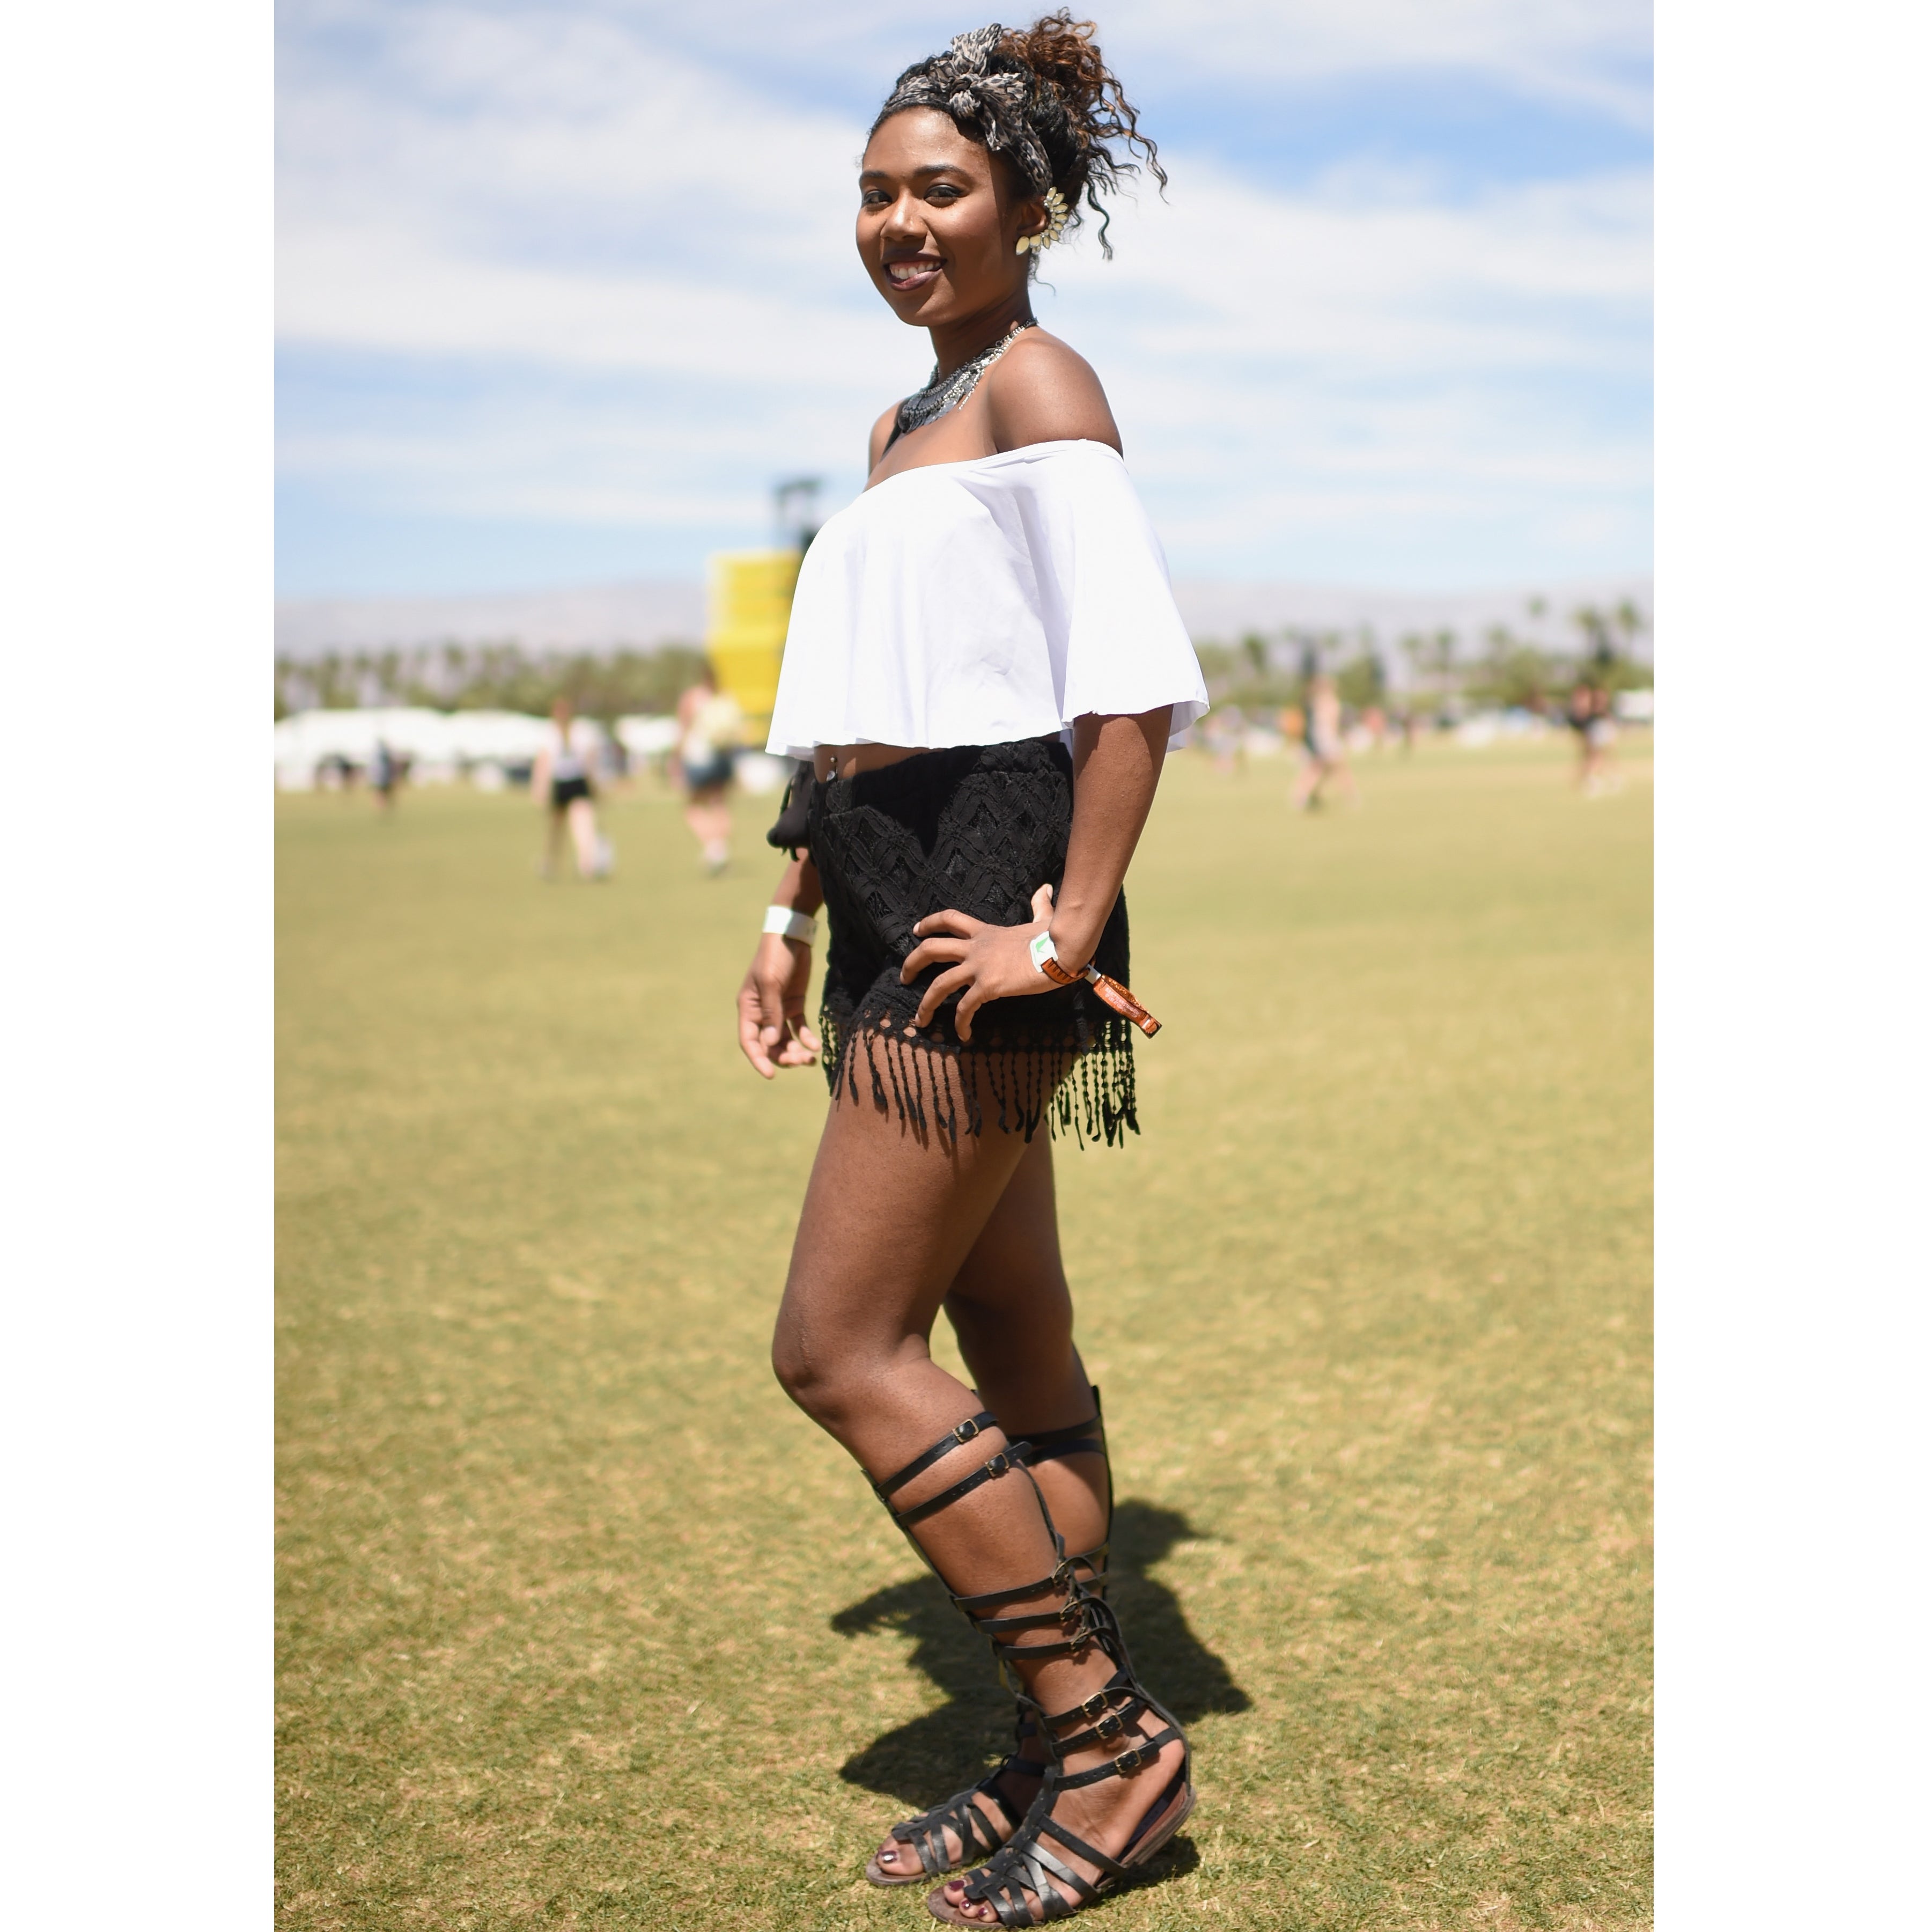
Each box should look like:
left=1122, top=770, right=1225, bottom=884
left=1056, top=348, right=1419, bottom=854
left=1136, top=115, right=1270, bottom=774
left=871, top=14, right=1165, bottom=260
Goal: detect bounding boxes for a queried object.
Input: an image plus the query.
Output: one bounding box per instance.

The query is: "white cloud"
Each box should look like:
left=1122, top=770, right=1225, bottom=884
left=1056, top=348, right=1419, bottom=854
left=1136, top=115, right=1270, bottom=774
left=276, top=1, right=1649, bottom=584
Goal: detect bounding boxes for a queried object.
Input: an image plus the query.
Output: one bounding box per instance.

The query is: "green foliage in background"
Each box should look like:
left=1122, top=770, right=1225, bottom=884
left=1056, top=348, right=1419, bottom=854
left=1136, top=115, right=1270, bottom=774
left=278, top=741, right=1652, bottom=1930
left=275, top=644, right=709, bottom=722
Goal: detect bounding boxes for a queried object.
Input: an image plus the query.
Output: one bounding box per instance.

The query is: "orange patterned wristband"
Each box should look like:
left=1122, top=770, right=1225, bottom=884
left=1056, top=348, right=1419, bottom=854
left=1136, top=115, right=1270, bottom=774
left=1028, top=932, right=1162, bottom=1039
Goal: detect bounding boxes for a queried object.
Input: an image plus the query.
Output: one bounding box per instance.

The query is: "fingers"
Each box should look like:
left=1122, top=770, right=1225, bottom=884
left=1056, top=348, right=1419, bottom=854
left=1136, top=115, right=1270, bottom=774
left=910, top=963, right=974, bottom=1031
left=1030, top=881, right=1055, bottom=922
left=954, top=981, right=986, bottom=1044
left=900, top=935, right=970, bottom=981
left=910, top=908, right=983, bottom=942
left=737, top=982, right=778, bottom=1078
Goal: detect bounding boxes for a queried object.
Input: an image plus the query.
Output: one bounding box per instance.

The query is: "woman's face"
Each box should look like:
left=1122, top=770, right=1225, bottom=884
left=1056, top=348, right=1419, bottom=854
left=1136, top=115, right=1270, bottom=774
left=857, top=108, right=1041, bottom=327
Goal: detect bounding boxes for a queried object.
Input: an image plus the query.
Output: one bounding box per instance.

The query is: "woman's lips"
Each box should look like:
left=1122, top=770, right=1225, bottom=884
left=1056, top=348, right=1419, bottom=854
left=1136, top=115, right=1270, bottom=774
left=885, top=258, right=944, bottom=291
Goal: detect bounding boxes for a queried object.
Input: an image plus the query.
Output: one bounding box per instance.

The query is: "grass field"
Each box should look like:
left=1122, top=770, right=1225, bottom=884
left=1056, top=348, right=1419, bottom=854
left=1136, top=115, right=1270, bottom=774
left=276, top=738, right=1652, bottom=1931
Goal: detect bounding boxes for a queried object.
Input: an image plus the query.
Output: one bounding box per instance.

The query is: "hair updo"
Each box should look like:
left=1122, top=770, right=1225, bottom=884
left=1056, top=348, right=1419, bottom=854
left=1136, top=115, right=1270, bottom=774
left=871, top=14, right=1165, bottom=261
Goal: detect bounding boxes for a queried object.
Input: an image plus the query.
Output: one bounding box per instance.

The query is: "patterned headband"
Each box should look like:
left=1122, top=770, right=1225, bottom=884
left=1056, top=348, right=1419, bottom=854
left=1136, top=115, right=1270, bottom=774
left=876, top=23, right=1055, bottom=194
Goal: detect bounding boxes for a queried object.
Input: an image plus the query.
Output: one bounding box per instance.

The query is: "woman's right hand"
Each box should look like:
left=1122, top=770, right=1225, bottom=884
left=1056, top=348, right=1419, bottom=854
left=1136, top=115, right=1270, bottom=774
left=738, top=934, right=822, bottom=1078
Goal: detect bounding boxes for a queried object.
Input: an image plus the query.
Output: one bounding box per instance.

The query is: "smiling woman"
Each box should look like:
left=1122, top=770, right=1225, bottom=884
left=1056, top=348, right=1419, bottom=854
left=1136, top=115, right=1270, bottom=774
left=728, top=15, right=1214, bottom=1929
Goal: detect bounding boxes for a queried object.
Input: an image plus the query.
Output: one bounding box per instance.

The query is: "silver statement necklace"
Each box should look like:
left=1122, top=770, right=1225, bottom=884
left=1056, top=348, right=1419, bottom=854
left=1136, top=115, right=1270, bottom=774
left=893, top=319, right=1037, bottom=443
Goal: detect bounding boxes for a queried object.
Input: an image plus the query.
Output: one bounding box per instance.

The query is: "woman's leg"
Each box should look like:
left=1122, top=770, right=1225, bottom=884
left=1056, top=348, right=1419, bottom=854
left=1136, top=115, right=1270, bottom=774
left=565, top=796, right=600, bottom=874
left=542, top=804, right=566, bottom=877
left=773, top=1072, right=1185, bottom=1922
left=683, top=788, right=731, bottom=871
left=944, top=1135, right=1107, bottom=1560
left=869, top=1133, right=1110, bottom=1881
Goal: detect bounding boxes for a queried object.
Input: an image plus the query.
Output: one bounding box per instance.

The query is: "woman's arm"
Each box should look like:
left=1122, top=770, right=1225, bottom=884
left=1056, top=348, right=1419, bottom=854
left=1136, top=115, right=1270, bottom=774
left=737, top=853, right=827, bottom=1077
left=900, top=705, right=1171, bottom=1041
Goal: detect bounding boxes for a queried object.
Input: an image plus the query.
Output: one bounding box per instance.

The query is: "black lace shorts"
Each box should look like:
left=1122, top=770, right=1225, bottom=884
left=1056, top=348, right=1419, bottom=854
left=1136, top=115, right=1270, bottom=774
left=807, top=736, right=1137, bottom=1147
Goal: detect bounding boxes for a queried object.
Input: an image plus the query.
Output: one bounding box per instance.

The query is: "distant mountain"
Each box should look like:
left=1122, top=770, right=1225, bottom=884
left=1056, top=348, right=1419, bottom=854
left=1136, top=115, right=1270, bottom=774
left=1170, top=577, right=1652, bottom=659
left=276, top=573, right=1652, bottom=665
left=275, top=579, right=705, bottom=657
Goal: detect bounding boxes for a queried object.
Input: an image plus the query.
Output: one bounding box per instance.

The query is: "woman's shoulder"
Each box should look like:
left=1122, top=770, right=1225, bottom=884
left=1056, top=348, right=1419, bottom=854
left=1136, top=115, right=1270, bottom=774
left=984, top=330, right=1121, bottom=456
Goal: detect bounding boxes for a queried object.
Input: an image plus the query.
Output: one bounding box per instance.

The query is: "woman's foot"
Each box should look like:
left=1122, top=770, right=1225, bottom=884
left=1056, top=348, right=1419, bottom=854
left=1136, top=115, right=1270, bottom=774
left=868, top=1744, right=1047, bottom=1883
left=926, top=1699, right=1190, bottom=1925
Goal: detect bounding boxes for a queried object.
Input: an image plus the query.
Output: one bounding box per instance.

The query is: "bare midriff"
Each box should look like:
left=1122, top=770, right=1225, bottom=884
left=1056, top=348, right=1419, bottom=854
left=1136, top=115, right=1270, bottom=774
left=813, top=743, right=929, bottom=783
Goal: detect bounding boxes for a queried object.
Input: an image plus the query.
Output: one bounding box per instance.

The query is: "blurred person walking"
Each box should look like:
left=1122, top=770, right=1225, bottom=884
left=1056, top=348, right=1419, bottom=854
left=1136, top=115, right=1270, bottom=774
left=370, top=738, right=402, bottom=813
left=533, top=697, right=610, bottom=879
left=1292, top=673, right=1357, bottom=811
left=1567, top=680, right=1621, bottom=797
left=675, top=664, right=742, bottom=875
left=734, top=21, right=1208, bottom=1924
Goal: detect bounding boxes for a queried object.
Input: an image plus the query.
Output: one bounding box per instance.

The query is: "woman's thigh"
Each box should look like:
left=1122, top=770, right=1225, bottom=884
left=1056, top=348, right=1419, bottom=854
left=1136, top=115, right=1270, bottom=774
left=945, top=1134, right=1072, bottom=1353
left=772, top=1059, right=1039, bottom=1446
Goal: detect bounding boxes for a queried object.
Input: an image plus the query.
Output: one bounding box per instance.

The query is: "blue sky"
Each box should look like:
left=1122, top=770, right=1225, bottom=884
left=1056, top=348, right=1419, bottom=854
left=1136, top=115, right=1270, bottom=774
left=277, top=1, right=1650, bottom=597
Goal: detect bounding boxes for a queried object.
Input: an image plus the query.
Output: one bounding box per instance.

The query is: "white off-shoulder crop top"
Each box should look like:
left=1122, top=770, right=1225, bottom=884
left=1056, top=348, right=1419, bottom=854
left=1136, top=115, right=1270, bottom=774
left=764, top=440, right=1210, bottom=760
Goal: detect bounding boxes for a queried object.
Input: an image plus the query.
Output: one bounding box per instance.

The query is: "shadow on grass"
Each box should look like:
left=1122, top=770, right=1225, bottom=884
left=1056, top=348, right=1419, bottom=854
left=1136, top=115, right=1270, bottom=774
left=831, top=1499, right=1250, bottom=1806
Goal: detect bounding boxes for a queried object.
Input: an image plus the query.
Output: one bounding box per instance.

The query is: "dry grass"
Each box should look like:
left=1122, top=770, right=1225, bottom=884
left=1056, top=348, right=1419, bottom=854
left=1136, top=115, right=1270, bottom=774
left=277, top=737, right=1652, bottom=1929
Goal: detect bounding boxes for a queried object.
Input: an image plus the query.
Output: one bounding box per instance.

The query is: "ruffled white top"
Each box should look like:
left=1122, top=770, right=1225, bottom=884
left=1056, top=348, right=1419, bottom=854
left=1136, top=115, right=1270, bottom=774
left=765, top=440, right=1210, bottom=760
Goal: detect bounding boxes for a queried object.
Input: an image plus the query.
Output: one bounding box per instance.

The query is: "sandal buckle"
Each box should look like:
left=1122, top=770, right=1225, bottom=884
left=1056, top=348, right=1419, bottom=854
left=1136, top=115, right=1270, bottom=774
left=984, top=1451, right=1009, bottom=1476
left=1113, top=1744, right=1148, bottom=1773
left=954, top=1417, right=982, bottom=1444
left=1095, top=1713, right=1123, bottom=1739
left=1079, top=1691, right=1108, bottom=1721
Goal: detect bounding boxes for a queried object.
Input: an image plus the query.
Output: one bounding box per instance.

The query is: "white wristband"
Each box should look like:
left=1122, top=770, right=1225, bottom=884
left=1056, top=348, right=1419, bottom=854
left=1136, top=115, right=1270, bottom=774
left=763, top=905, right=817, bottom=945
left=1028, top=931, right=1058, bottom=975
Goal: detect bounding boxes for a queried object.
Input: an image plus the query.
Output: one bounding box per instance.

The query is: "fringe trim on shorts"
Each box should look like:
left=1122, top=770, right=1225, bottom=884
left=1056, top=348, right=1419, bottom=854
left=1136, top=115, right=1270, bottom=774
left=820, top=1007, right=1139, bottom=1149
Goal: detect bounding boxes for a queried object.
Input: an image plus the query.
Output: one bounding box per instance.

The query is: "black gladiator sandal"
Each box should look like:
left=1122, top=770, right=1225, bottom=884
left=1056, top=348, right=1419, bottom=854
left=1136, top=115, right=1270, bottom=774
left=861, top=1410, right=1104, bottom=1890
left=926, top=1589, right=1194, bottom=1927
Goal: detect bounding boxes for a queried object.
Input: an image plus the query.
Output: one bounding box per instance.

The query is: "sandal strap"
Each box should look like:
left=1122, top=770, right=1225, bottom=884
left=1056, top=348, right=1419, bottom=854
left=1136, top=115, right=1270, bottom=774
left=951, top=1561, right=1077, bottom=1614
left=872, top=1411, right=999, bottom=1500
left=962, top=1837, right=1100, bottom=1923
left=892, top=1442, right=1033, bottom=1529
left=1035, top=1813, right=1130, bottom=1883
left=1023, top=1416, right=1105, bottom=1466
left=889, top=1771, right=1018, bottom=1874
left=1053, top=1725, right=1183, bottom=1789
left=1039, top=1672, right=1135, bottom=1730
left=1051, top=1702, right=1145, bottom=1755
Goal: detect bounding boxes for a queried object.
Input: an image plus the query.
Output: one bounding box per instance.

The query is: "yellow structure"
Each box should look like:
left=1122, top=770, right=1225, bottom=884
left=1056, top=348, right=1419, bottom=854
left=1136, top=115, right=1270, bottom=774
left=705, top=548, right=801, bottom=732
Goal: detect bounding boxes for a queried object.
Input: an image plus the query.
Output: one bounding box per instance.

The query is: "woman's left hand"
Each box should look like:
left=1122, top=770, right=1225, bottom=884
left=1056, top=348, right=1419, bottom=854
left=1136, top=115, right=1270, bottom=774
left=901, top=883, right=1057, bottom=1043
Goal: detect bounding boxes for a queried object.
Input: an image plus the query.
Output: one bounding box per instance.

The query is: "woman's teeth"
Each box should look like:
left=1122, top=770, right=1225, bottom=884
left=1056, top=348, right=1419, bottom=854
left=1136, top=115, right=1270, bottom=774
left=887, top=260, right=940, bottom=285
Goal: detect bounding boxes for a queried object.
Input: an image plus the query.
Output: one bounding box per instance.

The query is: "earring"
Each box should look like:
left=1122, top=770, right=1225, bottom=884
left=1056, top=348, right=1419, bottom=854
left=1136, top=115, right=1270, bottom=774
left=1016, top=185, right=1070, bottom=255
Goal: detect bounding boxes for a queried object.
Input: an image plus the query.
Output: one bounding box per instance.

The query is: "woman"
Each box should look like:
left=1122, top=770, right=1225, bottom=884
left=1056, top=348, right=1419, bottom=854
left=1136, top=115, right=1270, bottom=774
left=736, top=19, right=1208, bottom=1924
left=1292, top=673, right=1357, bottom=811
left=532, top=696, right=610, bottom=879
left=674, top=662, right=743, bottom=875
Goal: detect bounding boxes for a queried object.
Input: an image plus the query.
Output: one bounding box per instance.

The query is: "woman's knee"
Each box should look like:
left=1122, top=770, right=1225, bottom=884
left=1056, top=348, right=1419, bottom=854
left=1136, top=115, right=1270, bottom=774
left=770, top=1313, right=864, bottom=1428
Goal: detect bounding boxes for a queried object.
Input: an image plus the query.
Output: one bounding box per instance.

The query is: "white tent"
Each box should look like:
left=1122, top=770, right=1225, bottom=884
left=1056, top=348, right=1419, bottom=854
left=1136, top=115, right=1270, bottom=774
left=615, top=715, right=680, bottom=759
left=274, top=708, right=561, bottom=789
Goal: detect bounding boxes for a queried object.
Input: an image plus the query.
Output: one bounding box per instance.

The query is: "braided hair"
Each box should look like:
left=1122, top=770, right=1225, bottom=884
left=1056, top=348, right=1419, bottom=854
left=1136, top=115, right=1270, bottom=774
left=871, top=14, right=1165, bottom=261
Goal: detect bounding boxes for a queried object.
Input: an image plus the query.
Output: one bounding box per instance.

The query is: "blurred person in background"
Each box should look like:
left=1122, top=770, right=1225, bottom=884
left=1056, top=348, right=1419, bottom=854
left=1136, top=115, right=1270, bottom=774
left=1200, top=702, right=1245, bottom=773
left=1292, top=673, right=1357, bottom=811
left=734, top=20, right=1207, bottom=1923
left=675, top=662, right=743, bottom=875
left=1567, top=679, right=1620, bottom=796
left=533, top=696, right=610, bottom=879
left=371, top=737, right=401, bottom=813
